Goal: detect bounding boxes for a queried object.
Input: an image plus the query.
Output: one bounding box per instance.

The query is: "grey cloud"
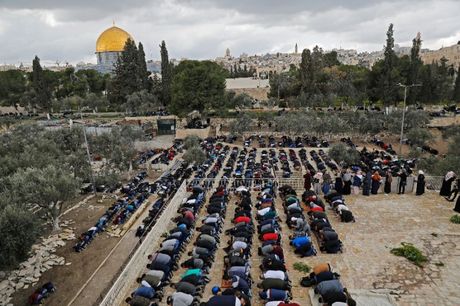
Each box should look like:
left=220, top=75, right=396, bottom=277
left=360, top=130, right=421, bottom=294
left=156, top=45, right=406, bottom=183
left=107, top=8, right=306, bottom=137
left=0, top=0, right=458, bottom=65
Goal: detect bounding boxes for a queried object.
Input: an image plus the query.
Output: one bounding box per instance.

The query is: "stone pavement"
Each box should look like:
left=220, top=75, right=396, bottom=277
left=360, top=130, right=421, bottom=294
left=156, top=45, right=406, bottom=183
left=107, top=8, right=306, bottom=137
left=314, top=191, right=460, bottom=306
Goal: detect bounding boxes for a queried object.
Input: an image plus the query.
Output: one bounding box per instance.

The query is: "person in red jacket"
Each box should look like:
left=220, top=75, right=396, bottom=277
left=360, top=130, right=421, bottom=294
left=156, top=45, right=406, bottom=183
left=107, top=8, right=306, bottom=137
left=234, top=215, right=251, bottom=224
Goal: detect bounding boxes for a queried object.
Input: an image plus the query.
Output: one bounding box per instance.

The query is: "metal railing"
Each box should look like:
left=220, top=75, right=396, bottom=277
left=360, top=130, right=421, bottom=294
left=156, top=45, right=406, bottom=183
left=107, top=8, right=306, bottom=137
left=99, top=181, right=188, bottom=306
left=184, top=176, right=444, bottom=194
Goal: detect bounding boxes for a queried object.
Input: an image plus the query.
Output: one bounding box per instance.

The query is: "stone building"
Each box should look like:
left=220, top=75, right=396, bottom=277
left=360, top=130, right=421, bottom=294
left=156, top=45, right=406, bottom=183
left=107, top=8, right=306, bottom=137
left=421, top=42, right=460, bottom=69
left=95, top=24, right=134, bottom=74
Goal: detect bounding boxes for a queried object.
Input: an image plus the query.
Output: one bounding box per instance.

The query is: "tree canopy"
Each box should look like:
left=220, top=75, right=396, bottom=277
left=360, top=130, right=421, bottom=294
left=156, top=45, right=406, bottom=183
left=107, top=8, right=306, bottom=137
left=170, top=60, right=226, bottom=116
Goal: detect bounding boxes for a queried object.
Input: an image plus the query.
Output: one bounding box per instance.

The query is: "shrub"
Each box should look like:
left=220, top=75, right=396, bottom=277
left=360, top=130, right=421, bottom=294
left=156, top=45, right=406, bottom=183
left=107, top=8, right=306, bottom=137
left=183, top=146, right=206, bottom=165
left=329, top=143, right=361, bottom=166
left=293, top=262, right=311, bottom=273
left=450, top=215, right=460, bottom=224
left=183, top=135, right=201, bottom=149
left=391, top=242, right=427, bottom=267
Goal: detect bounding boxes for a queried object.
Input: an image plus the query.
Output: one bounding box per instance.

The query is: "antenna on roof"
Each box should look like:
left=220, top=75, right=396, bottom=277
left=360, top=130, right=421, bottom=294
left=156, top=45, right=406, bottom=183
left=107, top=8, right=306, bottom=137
left=112, top=19, right=115, bottom=26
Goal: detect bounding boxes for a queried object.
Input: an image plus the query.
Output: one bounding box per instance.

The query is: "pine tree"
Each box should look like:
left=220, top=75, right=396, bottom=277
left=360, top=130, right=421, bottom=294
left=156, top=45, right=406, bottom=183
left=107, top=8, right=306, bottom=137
left=32, top=56, right=52, bottom=111
left=137, top=42, right=150, bottom=90
left=381, top=23, right=398, bottom=106
left=160, top=41, right=172, bottom=106
left=453, top=70, right=460, bottom=102
left=108, top=39, right=141, bottom=106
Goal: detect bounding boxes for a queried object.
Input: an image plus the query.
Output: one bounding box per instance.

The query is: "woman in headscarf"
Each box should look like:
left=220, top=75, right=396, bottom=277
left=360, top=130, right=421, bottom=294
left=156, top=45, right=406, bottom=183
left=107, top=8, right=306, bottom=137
left=362, top=171, right=371, bottom=196
left=334, top=176, right=344, bottom=195
left=384, top=170, right=392, bottom=194
left=303, top=171, right=312, bottom=191
left=440, top=171, right=456, bottom=197
left=352, top=171, right=363, bottom=195
left=371, top=170, right=382, bottom=195
left=416, top=170, right=425, bottom=196
left=454, top=192, right=460, bottom=213
left=342, top=169, right=352, bottom=195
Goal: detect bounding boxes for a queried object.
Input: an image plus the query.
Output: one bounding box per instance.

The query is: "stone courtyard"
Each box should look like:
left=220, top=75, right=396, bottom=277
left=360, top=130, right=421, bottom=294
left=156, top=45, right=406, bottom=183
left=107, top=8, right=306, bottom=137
left=295, top=191, right=460, bottom=306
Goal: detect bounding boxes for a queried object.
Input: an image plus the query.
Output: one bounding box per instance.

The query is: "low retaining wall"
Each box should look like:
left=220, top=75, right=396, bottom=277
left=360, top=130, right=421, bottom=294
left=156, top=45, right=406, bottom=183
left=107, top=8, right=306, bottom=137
left=99, top=181, right=188, bottom=306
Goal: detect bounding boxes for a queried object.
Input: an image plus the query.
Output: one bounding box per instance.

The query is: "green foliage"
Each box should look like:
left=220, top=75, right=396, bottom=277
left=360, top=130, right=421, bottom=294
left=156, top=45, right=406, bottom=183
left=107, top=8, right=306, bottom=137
left=6, top=165, right=81, bottom=230
left=450, top=215, right=460, bottom=224
left=108, top=39, right=151, bottom=106
left=406, top=129, right=433, bottom=147
left=183, top=135, right=201, bottom=149
left=391, top=242, right=427, bottom=267
left=32, top=56, right=52, bottom=111
left=124, top=90, right=161, bottom=114
left=453, top=71, right=460, bottom=102
left=183, top=146, right=206, bottom=165
left=329, top=143, right=361, bottom=166
left=0, top=205, right=41, bottom=270
left=417, top=135, right=460, bottom=175
left=293, top=262, right=311, bottom=273
left=160, top=40, right=173, bottom=106
left=0, top=70, right=27, bottom=106
left=229, top=114, right=252, bottom=136
left=170, top=60, right=226, bottom=116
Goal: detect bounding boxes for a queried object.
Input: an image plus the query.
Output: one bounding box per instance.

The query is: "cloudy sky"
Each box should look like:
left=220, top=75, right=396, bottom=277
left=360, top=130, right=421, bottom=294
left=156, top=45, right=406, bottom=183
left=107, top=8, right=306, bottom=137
left=0, top=0, right=459, bottom=65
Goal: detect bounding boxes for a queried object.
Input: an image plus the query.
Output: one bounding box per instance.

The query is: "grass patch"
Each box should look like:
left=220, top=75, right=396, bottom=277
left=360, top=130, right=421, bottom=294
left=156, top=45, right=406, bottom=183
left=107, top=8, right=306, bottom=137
left=391, top=242, right=427, bottom=267
left=293, top=262, right=311, bottom=273
left=450, top=215, right=460, bottom=224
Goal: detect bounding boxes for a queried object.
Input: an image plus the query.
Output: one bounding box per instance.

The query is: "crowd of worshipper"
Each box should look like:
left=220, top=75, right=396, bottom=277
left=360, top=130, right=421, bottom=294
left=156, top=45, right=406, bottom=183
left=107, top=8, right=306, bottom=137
left=127, top=140, right=233, bottom=306
left=200, top=186, right=254, bottom=306
left=125, top=185, right=207, bottom=306
left=135, top=164, right=194, bottom=238
left=151, top=145, right=179, bottom=166
left=255, top=185, right=301, bottom=306
left=73, top=171, right=150, bottom=252
left=302, top=138, right=426, bottom=197
left=300, top=263, right=356, bottom=306
left=440, top=171, right=460, bottom=213
left=164, top=185, right=229, bottom=306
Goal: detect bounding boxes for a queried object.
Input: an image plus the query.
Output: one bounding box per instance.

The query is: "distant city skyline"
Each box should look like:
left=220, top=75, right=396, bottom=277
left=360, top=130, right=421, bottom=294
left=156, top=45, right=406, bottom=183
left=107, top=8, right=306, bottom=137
left=0, top=0, right=459, bottom=65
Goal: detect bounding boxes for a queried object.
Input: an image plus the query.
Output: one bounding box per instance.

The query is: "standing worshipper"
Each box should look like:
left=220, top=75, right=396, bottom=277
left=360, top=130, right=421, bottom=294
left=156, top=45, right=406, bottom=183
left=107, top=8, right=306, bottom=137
left=371, top=171, right=382, bottom=194
left=313, top=171, right=323, bottom=195
left=342, top=169, right=352, bottom=195
left=303, top=171, right=312, bottom=191
left=384, top=170, right=392, bottom=194
left=416, top=170, right=425, bottom=196
left=322, top=171, right=332, bottom=195
left=352, top=171, right=363, bottom=195
left=362, top=171, right=371, bottom=196
left=440, top=171, right=456, bottom=197
left=454, top=192, right=460, bottom=213
left=334, top=176, right=344, bottom=195
left=398, top=170, right=408, bottom=195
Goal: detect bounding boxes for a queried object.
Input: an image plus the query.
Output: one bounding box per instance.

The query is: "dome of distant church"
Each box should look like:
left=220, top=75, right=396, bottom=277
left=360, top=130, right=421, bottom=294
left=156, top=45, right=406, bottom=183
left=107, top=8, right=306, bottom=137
left=96, top=26, right=133, bottom=53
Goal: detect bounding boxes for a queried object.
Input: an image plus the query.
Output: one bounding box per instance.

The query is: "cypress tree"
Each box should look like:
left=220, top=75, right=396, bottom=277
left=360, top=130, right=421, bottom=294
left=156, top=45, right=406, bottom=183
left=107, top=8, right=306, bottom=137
left=381, top=23, right=398, bottom=106
left=160, top=41, right=172, bottom=106
left=408, top=33, right=422, bottom=104
left=32, top=56, right=52, bottom=111
left=453, top=70, right=460, bottom=102
left=300, top=49, right=314, bottom=95
left=137, top=42, right=150, bottom=90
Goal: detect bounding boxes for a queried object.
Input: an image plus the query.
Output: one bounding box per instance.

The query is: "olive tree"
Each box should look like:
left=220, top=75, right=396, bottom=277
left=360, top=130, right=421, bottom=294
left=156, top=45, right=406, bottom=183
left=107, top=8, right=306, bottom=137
left=329, top=143, right=361, bottom=166
left=6, top=165, right=80, bottom=230
left=183, top=146, right=206, bottom=165
left=0, top=205, right=41, bottom=269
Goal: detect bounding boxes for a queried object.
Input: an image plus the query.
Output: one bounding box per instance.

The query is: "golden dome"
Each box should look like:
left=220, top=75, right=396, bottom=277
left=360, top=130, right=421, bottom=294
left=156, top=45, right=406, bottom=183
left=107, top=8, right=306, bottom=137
left=96, top=26, right=134, bottom=53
